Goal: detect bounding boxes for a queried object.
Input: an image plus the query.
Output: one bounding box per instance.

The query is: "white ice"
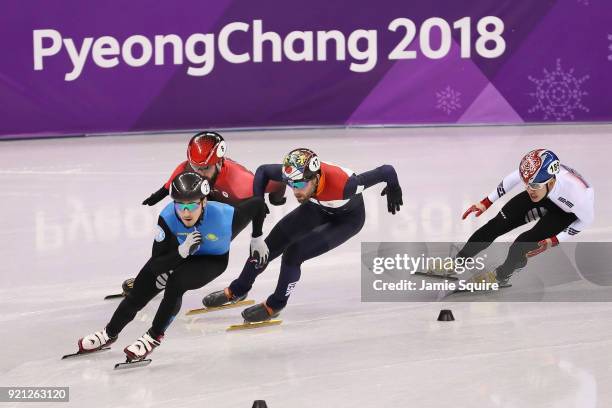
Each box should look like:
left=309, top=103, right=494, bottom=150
left=1, top=124, right=612, bottom=408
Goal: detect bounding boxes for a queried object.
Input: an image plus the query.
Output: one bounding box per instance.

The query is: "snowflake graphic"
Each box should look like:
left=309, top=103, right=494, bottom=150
left=528, top=59, right=589, bottom=121
left=608, top=34, right=612, bottom=61
left=435, top=86, right=462, bottom=115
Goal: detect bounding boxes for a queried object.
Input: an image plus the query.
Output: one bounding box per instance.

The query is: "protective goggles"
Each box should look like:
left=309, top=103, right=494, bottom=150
left=287, top=179, right=310, bottom=189
left=174, top=201, right=201, bottom=212
left=525, top=181, right=547, bottom=190
left=190, top=163, right=214, bottom=172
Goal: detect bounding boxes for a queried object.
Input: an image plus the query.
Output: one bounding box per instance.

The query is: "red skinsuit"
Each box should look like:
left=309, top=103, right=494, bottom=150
left=164, top=159, right=284, bottom=205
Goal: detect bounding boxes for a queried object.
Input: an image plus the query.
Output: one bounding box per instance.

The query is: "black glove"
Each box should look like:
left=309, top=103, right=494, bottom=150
left=142, top=186, right=169, bottom=206
left=381, top=185, right=403, bottom=215
left=268, top=192, right=287, bottom=206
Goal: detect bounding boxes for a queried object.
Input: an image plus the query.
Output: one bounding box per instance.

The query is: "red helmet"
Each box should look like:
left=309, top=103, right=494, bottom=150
left=187, top=131, right=226, bottom=167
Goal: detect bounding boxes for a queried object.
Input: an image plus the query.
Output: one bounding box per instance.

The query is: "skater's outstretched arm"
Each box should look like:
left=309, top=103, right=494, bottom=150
left=232, top=196, right=268, bottom=264
left=266, top=182, right=287, bottom=206
left=343, top=164, right=402, bottom=214
left=253, top=164, right=284, bottom=197
left=231, top=197, right=267, bottom=239
left=486, top=170, right=521, bottom=203
left=142, top=161, right=188, bottom=206
left=462, top=170, right=521, bottom=219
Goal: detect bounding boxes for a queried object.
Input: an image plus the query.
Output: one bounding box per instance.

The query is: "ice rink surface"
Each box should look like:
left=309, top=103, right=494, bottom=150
left=1, top=124, right=612, bottom=407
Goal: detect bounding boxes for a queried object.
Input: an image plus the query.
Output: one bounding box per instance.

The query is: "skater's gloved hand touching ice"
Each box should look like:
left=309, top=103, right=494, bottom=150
left=462, top=197, right=492, bottom=219
left=250, top=234, right=269, bottom=265
left=381, top=184, right=403, bottom=214
left=178, top=231, right=202, bottom=258
left=526, top=236, right=559, bottom=258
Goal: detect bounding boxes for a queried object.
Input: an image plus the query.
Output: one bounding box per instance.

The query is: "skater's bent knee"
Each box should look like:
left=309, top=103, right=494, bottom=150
left=124, top=293, right=148, bottom=310
left=281, top=244, right=306, bottom=266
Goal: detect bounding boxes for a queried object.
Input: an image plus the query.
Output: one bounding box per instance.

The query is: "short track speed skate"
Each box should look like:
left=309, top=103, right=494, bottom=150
left=62, top=347, right=111, bottom=359
left=62, top=329, right=116, bottom=359
left=413, top=270, right=459, bottom=281
left=113, top=331, right=161, bottom=370
left=186, top=288, right=254, bottom=315
left=227, top=303, right=283, bottom=331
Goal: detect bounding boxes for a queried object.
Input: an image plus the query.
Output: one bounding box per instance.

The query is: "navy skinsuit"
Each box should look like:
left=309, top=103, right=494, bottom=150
left=106, top=197, right=265, bottom=338
left=230, top=162, right=399, bottom=311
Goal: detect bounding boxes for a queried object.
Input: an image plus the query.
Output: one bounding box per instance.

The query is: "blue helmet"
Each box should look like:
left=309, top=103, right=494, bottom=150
left=519, top=149, right=560, bottom=184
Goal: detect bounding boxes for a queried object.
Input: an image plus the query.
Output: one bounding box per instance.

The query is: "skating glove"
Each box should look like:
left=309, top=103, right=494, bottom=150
left=526, top=236, right=559, bottom=258
left=268, top=192, right=287, bottom=206
left=178, top=231, right=202, bottom=258
left=381, top=184, right=403, bottom=214
left=250, top=235, right=269, bottom=266
left=142, top=186, right=169, bottom=206
left=462, top=197, right=492, bottom=219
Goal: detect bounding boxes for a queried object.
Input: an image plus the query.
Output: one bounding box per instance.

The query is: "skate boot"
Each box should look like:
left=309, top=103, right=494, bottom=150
left=468, top=270, right=498, bottom=284
left=241, top=302, right=281, bottom=323
left=468, top=269, right=512, bottom=288
left=203, top=287, right=246, bottom=308
left=494, top=268, right=513, bottom=288
left=122, top=278, right=134, bottom=295
left=427, top=258, right=458, bottom=278
left=496, top=276, right=512, bottom=288
left=77, top=328, right=117, bottom=353
left=124, top=330, right=163, bottom=362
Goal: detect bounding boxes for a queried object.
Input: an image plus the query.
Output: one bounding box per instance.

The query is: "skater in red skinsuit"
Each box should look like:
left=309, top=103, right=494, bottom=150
left=142, top=131, right=286, bottom=207
left=119, top=131, right=286, bottom=295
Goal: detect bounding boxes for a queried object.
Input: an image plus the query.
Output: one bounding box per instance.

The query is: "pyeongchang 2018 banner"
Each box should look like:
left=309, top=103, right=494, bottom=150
left=0, top=0, right=611, bottom=139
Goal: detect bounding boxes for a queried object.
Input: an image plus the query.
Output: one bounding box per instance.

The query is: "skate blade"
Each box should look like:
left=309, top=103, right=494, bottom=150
left=226, top=319, right=282, bottom=331
left=413, top=271, right=459, bottom=281
left=104, top=293, right=126, bottom=300
left=61, top=347, right=111, bottom=360
left=114, top=359, right=152, bottom=370
left=185, top=299, right=255, bottom=315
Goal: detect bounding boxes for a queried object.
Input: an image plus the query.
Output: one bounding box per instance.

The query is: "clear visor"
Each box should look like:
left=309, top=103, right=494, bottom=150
left=525, top=181, right=547, bottom=190
left=190, top=162, right=214, bottom=172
